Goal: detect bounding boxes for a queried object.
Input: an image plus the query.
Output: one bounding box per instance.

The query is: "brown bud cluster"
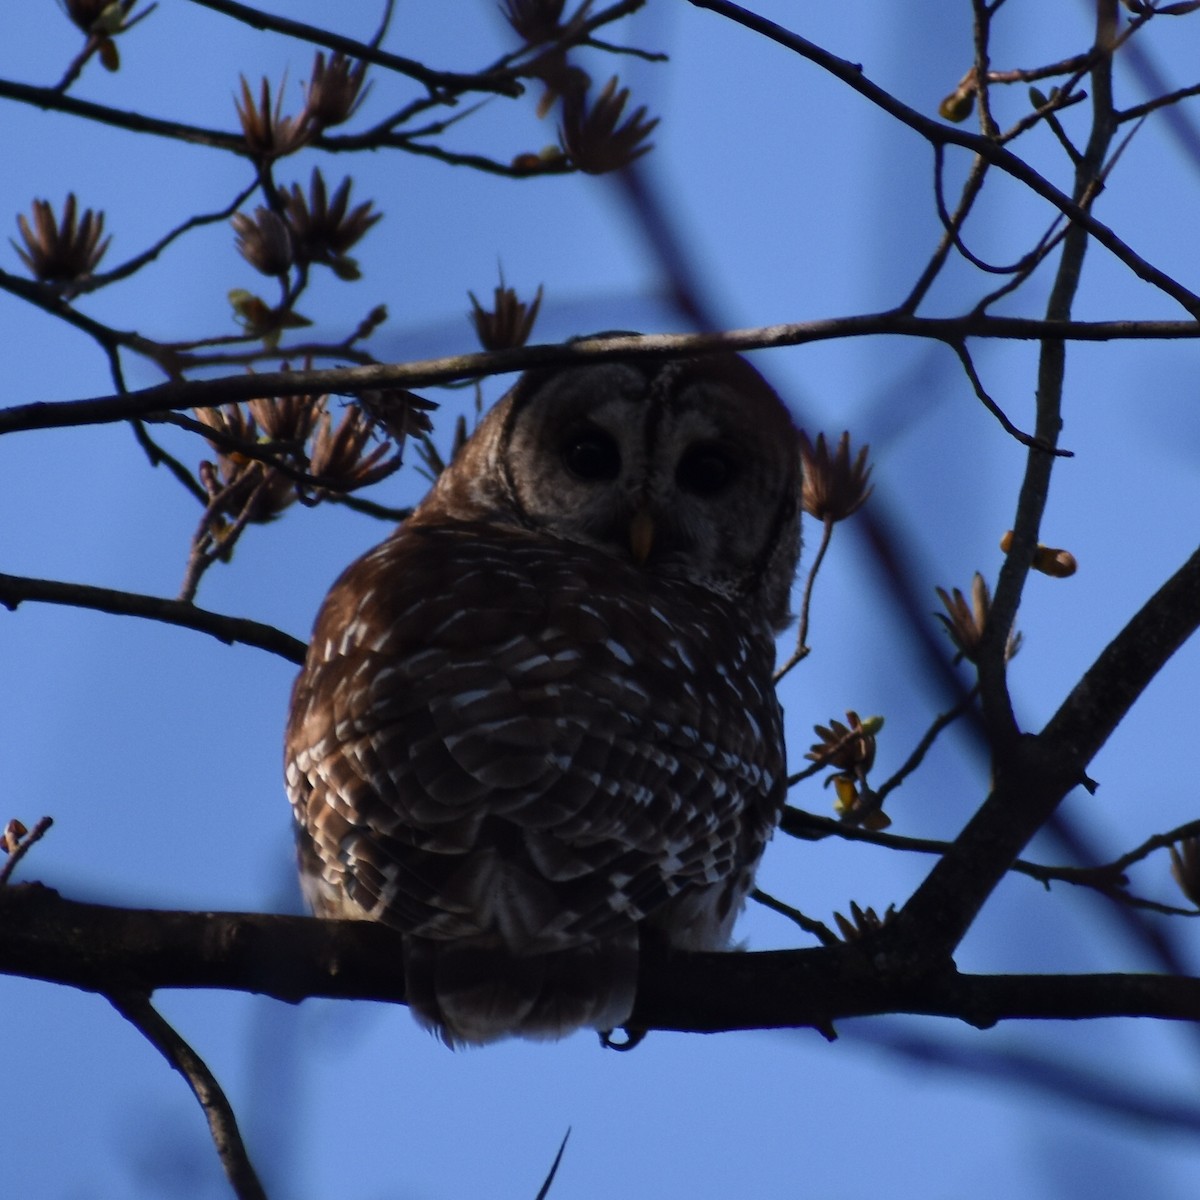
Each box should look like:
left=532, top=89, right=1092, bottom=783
left=357, top=388, right=437, bottom=447
left=193, top=374, right=434, bottom=520
left=231, top=207, right=294, bottom=278
left=281, top=169, right=381, bottom=280
left=12, top=194, right=110, bottom=284
left=799, top=431, right=873, bottom=523
left=935, top=573, right=1022, bottom=664
left=236, top=53, right=369, bottom=164
left=308, top=404, right=402, bottom=494
left=235, top=75, right=312, bottom=161
left=833, top=901, right=895, bottom=942
left=806, top=711, right=889, bottom=831
left=468, top=279, right=544, bottom=351
left=193, top=400, right=302, bottom=524
left=303, top=52, right=370, bottom=129
left=559, top=76, right=658, bottom=174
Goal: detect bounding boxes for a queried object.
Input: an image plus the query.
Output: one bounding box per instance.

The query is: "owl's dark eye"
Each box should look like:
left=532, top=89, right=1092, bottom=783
left=677, top=444, right=736, bottom=496
left=563, top=429, right=621, bottom=482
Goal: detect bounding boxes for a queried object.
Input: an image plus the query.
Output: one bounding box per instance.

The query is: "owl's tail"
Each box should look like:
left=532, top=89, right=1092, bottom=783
left=403, top=931, right=639, bottom=1047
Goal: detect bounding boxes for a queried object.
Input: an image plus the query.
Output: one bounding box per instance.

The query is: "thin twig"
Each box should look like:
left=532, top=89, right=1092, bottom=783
left=109, top=991, right=266, bottom=1200
left=985, top=53, right=1093, bottom=85
left=951, top=340, right=1071, bottom=454
left=969, top=223, right=1069, bottom=315
left=77, top=179, right=260, bottom=294
left=873, top=685, right=981, bottom=805
left=0, top=817, right=54, bottom=886
left=534, top=1130, right=571, bottom=1200
left=1119, top=80, right=1200, bottom=122
left=901, top=155, right=990, bottom=314
left=775, top=516, right=833, bottom=682
left=931, top=145, right=1054, bottom=277
left=751, top=888, right=839, bottom=946
left=182, top=0, right=522, bottom=95
left=777, top=807, right=1200, bottom=915
left=129, top=420, right=208, bottom=503
left=179, top=473, right=274, bottom=603
left=685, top=0, right=1200, bottom=317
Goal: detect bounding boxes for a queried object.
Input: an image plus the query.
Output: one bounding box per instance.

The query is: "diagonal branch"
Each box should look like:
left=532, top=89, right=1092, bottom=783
left=182, top=0, right=522, bottom=95
left=0, top=572, right=307, bottom=663
left=1043, top=543, right=1200, bottom=769
left=895, top=541, right=1200, bottom=959
left=109, top=990, right=266, bottom=1200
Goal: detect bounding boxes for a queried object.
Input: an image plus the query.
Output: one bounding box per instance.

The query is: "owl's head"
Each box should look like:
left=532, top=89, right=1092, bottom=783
left=419, top=351, right=802, bottom=629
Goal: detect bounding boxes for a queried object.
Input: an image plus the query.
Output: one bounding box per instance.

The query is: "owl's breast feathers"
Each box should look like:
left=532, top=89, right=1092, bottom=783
left=286, top=520, right=787, bottom=1043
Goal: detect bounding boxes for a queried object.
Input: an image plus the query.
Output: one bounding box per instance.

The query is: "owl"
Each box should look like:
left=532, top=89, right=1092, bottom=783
left=284, top=350, right=801, bottom=1046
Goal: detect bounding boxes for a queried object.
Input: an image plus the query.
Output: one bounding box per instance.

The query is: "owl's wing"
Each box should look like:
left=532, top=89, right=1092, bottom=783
left=285, top=521, right=785, bottom=951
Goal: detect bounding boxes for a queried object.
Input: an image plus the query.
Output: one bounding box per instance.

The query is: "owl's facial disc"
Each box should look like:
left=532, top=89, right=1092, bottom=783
left=499, top=359, right=799, bottom=609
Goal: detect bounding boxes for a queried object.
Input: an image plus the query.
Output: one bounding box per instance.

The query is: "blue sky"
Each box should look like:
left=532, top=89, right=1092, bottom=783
left=4, top=2, right=1200, bottom=1197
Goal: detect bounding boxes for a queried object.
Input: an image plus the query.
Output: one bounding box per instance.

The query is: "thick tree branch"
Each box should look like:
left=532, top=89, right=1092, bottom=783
left=896, top=541, right=1200, bottom=959
left=1043, top=543, right=1200, bottom=768
left=1, top=888, right=1198, bottom=1033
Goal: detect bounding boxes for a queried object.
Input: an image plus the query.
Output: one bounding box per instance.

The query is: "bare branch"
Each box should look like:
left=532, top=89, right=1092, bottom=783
left=1043, top=543, right=1200, bottom=770
left=977, top=0, right=1121, bottom=743
left=686, top=0, right=1200, bottom=317
left=751, top=888, right=839, bottom=946
left=2, top=888, right=1199, bottom=1033
left=774, top=515, right=832, bottom=682
left=182, top=0, right=523, bottom=96
left=897, top=541, right=1200, bottom=960
left=0, top=572, right=307, bottom=662
left=7, top=316, right=1200, bottom=438
left=778, top=807, right=1200, bottom=917
left=109, top=991, right=266, bottom=1200
left=950, top=340, right=1067, bottom=452
left=0, top=818, right=55, bottom=886
left=534, top=1130, right=571, bottom=1200
left=0, top=77, right=244, bottom=152
left=873, top=686, right=981, bottom=805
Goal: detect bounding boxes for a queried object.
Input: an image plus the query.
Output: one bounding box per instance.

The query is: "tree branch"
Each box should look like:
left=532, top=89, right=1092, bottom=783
left=0, top=572, right=307, bottom=663
left=687, top=0, right=1200, bottom=317
left=5, top=317, right=1200, bottom=438
left=109, top=990, right=266, bottom=1200
left=183, top=0, right=523, bottom=95
left=1043, top=543, right=1200, bottom=768
left=2, top=888, right=1198, bottom=1034
left=896, top=541, right=1200, bottom=960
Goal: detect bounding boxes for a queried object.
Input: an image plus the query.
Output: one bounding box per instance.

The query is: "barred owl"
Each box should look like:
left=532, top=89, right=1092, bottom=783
left=285, top=351, right=801, bottom=1046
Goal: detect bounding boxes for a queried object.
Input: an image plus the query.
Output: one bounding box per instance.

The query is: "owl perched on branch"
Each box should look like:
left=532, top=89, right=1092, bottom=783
left=285, top=351, right=801, bottom=1046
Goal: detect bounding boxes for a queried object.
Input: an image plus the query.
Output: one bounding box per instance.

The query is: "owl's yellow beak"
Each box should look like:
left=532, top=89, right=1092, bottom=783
left=628, top=509, right=655, bottom=564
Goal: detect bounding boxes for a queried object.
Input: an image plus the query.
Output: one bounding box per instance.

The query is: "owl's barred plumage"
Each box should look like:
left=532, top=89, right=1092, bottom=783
left=285, top=352, right=801, bottom=1045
